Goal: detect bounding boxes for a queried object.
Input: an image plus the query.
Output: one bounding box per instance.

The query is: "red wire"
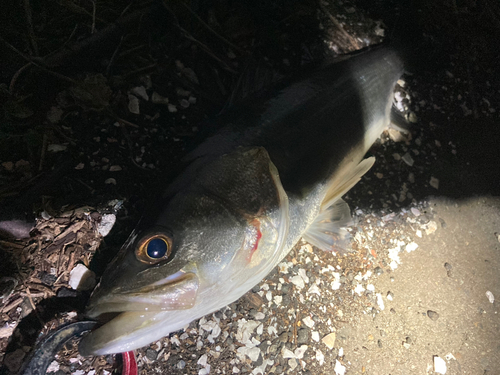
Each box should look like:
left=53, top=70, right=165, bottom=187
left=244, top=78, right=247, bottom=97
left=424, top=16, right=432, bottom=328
left=121, top=351, right=138, bottom=375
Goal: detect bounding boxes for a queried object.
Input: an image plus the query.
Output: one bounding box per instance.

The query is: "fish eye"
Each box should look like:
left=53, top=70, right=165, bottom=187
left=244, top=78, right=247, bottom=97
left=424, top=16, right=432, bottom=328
left=136, top=234, right=172, bottom=264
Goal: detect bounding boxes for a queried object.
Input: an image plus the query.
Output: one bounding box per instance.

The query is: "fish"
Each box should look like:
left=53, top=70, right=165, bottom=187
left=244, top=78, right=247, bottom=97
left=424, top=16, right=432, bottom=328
left=78, top=44, right=403, bottom=355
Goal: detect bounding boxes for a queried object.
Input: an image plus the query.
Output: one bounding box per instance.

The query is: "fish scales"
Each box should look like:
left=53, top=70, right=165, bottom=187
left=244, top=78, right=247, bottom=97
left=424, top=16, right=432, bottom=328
left=79, top=45, right=403, bottom=355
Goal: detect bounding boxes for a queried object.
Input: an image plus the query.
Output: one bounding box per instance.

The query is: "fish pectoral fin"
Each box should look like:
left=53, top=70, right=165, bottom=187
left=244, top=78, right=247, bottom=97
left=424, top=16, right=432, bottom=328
left=303, top=157, right=375, bottom=254
left=321, top=157, right=375, bottom=211
left=303, top=198, right=352, bottom=254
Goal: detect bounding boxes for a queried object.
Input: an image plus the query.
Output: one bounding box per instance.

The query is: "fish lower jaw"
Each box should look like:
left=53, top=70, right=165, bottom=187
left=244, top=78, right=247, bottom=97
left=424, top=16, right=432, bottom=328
left=78, top=309, right=197, bottom=356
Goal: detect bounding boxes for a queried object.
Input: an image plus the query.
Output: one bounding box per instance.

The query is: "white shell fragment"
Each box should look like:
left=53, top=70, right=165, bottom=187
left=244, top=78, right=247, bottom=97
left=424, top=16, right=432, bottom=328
left=334, top=359, right=346, bottom=375
left=322, top=332, right=336, bottom=349
left=69, top=264, right=96, bottom=291
left=130, top=86, right=149, bottom=101
left=402, top=153, right=414, bottom=166
left=127, top=94, right=140, bottom=114
left=316, top=349, right=324, bottom=365
left=406, top=242, right=418, bottom=252
left=486, top=291, right=495, bottom=303
left=290, top=275, right=305, bottom=289
left=97, top=214, right=116, bottom=237
left=151, top=92, right=169, bottom=104
left=302, top=316, right=315, bottom=328
left=167, top=103, right=178, bottom=113
left=433, top=356, right=447, bottom=374
left=48, top=144, right=67, bottom=152
left=109, top=165, right=122, bottom=172
left=376, top=293, right=385, bottom=310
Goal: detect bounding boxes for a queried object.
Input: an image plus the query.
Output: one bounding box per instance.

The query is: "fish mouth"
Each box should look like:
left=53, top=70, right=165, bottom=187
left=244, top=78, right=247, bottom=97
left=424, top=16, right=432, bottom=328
left=79, top=269, right=199, bottom=356
left=85, top=269, right=199, bottom=318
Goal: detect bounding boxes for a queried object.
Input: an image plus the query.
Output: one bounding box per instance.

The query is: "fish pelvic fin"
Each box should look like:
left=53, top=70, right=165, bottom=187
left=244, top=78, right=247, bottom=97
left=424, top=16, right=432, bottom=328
left=303, top=157, right=375, bottom=254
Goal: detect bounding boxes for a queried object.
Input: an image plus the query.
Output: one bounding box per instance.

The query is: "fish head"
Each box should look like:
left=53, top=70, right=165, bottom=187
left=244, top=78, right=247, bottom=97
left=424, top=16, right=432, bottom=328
left=79, top=147, right=290, bottom=355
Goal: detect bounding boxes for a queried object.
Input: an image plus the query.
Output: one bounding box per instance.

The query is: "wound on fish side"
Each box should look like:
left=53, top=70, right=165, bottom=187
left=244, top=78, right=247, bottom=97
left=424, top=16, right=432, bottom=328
left=245, top=219, right=263, bottom=262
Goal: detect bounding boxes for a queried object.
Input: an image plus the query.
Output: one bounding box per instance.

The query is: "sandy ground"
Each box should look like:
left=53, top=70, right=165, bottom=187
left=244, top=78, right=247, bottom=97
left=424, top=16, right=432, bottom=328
left=344, top=197, right=500, bottom=374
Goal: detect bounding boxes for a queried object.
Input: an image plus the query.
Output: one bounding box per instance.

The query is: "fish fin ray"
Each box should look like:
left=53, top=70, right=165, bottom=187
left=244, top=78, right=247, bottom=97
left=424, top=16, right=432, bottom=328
left=304, top=157, right=375, bottom=254
left=303, top=198, right=352, bottom=254
left=321, top=157, right=375, bottom=210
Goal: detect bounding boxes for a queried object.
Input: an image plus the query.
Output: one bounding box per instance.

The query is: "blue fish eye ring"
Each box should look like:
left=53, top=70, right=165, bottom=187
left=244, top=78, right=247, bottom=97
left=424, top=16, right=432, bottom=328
left=146, top=238, right=168, bottom=259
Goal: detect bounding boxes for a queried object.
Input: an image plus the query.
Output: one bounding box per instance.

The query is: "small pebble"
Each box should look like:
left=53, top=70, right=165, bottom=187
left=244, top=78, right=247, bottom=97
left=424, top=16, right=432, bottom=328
left=444, top=263, right=452, bottom=277
left=297, top=328, right=310, bottom=344
left=429, top=176, right=440, bottom=189
left=145, top=348, right=158, bottom=361
left=439, top=218, right=447, bottom=228
left=427, top=310, right=439, bottom=321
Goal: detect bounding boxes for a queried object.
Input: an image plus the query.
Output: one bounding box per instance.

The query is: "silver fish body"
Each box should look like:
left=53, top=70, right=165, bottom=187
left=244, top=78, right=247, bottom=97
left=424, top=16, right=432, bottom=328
left=79, top=45, right=403, bottom=355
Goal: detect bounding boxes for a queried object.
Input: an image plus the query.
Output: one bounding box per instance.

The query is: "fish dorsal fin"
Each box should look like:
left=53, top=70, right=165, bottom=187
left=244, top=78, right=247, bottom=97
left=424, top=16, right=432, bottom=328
left=303, top=157, right=375, bottom=254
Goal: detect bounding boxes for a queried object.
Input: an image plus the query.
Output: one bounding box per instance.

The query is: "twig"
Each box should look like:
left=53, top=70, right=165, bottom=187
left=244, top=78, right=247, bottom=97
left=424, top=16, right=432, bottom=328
left=0, top=35, right=77, bottom=85
left=9, top=24, right=81, bottom=93
left=1, top=297, right=24, bottom=313
left=26, top=287, right=46, bottom=327
left=22, top=0, right=39, bottom=56
left=123, top=63, right=159, bottom=79
left=115, top=116, right=140, bottom=128
left=90, top=0, right=97, bottom=34
left=106, top=36, right=125, bottom=77
left=179, top=28, right=238, bottom=74
left=318, top=1, right=361, bottom=50
left=293, top=308, right=300, bottom=345
left=39, top=133, right=48, bottom=172
left=177, top=0, right=246, bottom=55
left=161, top=2, right=238, bottom=75
left=25, top=287, right=36, bottom=311
left=21, top=291, right=48, bottom=298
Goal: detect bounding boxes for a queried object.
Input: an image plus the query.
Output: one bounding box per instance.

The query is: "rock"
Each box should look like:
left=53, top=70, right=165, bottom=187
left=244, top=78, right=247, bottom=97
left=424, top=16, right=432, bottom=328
left=297, top=328, right=310, bottom=344
left=427, top=310, right=440, bottom=321
left=429, top=176, right=440, bottom=189
left=439, top=218, right=447, bottom=228
left=321, top=332, right=336, bottom=349
left=145, top=348, right=158, bottom=361
left=4, top=349, right=25, bottom=373
left=279, top=332, right=288, bottom=343
left=269, top=343, right=278, bottom=354
left=444, top=262, right=453, bottom=277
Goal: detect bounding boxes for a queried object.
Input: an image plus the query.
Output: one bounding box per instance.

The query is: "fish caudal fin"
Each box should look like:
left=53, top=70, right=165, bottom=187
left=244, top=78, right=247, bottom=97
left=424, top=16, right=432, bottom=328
left=303, top=157, right=375, bottom=254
